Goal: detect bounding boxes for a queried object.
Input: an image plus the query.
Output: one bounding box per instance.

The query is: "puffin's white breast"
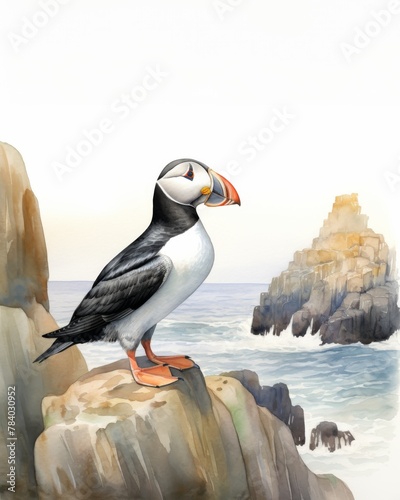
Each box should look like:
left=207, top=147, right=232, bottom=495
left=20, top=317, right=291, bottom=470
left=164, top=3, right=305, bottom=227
left=160, top=220, right=214, bottom=281
left=116, top=220, right=214, bottom=347
left=153, top=219, right=215, bottom=313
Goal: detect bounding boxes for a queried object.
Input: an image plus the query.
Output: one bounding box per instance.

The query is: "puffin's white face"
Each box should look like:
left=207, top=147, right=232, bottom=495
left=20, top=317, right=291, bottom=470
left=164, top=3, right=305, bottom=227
left=157, top=161, right=210, bottom=206
left=157, top=160, right=241, bottom=208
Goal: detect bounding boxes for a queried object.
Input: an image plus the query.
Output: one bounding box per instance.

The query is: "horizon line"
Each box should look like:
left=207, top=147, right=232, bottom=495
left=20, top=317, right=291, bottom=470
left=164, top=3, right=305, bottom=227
left=48, top=280, right=268, bottom=285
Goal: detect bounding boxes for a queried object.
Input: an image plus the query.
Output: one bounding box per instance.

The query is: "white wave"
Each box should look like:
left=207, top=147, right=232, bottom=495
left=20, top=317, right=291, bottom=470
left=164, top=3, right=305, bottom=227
left=169, top=317, right=334, bottom=354
left=160, top=316, right=400, bottom=353
left=159, top=317, right=242, bottom=328
left=367, top=330, right=400, bottom=350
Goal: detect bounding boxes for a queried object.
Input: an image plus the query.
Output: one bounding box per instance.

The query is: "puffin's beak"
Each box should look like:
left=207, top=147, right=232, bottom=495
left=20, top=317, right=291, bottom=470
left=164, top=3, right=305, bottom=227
left=205, top=170, right=241, bottom=207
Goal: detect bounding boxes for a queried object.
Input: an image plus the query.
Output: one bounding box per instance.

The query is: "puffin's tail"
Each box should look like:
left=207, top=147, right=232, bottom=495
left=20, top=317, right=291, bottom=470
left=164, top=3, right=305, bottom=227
left=34, top=316, right=102, bottom=363
left=33, top=340, right=74, bottom=363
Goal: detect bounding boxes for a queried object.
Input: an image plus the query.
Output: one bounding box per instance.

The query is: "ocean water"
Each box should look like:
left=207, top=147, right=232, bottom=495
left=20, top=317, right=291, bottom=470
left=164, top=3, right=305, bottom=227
left=47, top=282, right=400, bottom=500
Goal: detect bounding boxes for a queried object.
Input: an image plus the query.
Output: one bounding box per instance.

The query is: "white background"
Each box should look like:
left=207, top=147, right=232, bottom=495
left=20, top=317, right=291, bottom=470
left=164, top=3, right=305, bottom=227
left=1, top=3, right=400, bottom=498
left=1, top=1, right=400, bottom=284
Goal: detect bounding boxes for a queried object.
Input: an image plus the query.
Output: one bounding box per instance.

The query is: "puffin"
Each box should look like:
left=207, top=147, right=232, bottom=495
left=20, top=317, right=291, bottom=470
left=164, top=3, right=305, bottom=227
left=34, top=159, right=240, bottom=387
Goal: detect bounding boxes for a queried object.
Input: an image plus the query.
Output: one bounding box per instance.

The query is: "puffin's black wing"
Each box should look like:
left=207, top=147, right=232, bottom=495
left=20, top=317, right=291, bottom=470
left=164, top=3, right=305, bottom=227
left=73, top=254, right=172, bottom=319
left=33, top=255, right=172, bottom=363
left=92, top=222, right=173, bottom=286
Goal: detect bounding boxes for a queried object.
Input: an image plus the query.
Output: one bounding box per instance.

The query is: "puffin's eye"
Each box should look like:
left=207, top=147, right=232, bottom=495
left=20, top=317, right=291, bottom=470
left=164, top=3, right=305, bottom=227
left=183, top=164, right=194, bottom=181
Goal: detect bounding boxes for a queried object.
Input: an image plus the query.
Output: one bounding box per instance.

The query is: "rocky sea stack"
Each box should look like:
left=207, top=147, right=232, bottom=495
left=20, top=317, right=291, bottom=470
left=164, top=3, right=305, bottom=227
left=252, top=194, right=399, bottom=344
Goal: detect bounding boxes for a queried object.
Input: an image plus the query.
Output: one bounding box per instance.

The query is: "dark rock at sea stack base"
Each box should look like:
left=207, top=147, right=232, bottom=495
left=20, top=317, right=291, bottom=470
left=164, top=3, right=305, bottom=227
left=223, top=369, right=305, bottom=446
left=252, top=193, right=400, bottom=344
left=310, top=421, right=355, bottom=453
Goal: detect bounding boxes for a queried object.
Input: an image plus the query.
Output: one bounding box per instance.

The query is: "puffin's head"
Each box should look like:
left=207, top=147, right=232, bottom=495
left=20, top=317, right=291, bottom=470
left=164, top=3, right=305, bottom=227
left=157, top=159, right=241, bottom=208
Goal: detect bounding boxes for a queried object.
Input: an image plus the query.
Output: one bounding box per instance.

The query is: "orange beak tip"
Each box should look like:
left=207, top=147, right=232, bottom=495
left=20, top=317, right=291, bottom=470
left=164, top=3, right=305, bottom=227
left=206, top=169, right=241, bottom=207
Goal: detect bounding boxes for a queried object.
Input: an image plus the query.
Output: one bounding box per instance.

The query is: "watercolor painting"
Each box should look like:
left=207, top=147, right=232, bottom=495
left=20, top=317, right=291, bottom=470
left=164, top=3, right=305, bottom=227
left=1, top=2, right=399, bottom=499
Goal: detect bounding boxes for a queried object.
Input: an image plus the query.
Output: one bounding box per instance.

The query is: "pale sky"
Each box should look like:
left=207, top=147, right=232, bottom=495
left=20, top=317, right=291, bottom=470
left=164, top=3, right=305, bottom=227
left=1, top=1, right=400, bottom=282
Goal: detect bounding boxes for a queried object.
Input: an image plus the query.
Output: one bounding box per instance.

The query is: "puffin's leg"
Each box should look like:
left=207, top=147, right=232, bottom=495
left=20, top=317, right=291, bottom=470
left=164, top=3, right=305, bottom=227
left=141, top=339, right=196, bottom=370
left=127, top=350, right=179, bottom=388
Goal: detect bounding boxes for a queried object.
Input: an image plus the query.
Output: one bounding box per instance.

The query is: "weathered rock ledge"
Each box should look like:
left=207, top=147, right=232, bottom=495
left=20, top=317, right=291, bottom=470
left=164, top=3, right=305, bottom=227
left=252, top=194, right=399, bottom=344
left=34, top=359, right=353, bottom=500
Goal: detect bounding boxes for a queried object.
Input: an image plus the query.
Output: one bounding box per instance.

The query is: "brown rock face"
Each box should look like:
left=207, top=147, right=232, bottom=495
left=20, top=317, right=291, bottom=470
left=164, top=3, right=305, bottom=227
left=34, top=360, right=354, bottom=500
left=251, top=194, right=399, bottom=344
left=0, top=143, right=87, bottom=499
left=0, top=143, right=49, bottom=310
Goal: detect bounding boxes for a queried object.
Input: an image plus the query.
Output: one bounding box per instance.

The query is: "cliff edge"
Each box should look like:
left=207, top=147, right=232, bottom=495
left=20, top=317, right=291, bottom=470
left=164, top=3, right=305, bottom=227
left=252, top=194, right=399, bottom=344
left=0, top=143, right=87, bottom=499
left=34, top=359, right=353, bottom=500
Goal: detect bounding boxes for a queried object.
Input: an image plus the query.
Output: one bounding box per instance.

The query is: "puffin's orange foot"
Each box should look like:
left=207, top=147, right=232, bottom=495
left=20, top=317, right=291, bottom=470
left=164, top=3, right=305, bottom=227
left=130, top=364, right=180, bottom=388
left=149, top=355, right=197, bottom=370
left=141, top=340, right=197, bottom=371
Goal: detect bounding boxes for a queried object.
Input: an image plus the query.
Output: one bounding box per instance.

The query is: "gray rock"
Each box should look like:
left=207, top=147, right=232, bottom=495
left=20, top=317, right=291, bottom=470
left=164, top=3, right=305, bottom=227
left=310, top=421, right=355, bottom=452
left=320, top=282, right=399, bottom=344
left=222, top=369, right=305, bottom=446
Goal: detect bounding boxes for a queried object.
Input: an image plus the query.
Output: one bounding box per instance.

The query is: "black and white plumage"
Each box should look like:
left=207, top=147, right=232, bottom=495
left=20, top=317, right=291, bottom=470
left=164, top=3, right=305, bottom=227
left=34, top=159, right=240, bottom=387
